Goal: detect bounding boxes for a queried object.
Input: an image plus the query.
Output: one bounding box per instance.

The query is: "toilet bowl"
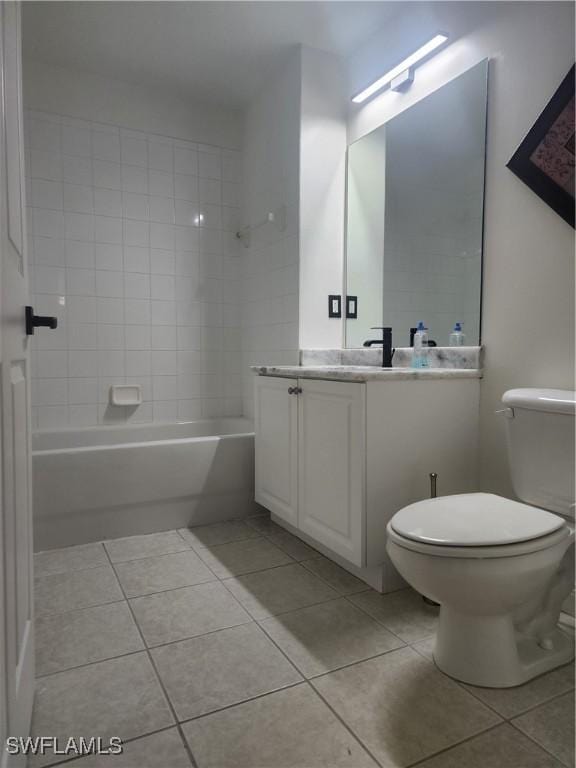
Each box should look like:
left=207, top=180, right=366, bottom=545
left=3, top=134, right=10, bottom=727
left=386, top=388, right=576, bottom=688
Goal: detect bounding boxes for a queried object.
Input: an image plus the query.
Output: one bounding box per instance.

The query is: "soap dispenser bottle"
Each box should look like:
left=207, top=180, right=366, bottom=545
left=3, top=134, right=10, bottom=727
left=412, top=322, right=430, bottom=368
left=449, top=322, right=466, bottom=346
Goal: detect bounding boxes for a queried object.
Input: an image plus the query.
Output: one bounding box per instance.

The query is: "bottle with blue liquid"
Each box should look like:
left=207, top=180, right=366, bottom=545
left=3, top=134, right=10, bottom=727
left=412, top=322, right=430, bottom=368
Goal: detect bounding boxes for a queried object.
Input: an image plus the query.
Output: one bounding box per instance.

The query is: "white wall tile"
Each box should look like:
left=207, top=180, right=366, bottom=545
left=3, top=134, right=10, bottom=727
left=92, top=130, right=121, bottom=163
left=123, top=219, right=149, bottom=247
left=97, top=297, right=124, bottom=324
left=65, top=212, right=94, bottom=241
left=93, top=160, right=121, bottom=190
left=33, top=209, right=64, bottom=239
left=37, top=405, right=69, bottom=430
left=124, top=246, right=149, bottom=273
left=35, top=237, right=65, bottom=267
left=94, top=215, right=123, bottom=244
left=68, top=378, right=98, bottom=405
left=121, top=135, right=147, bottom=167
left=149, top=196, right=174, bottom=224
left=98, top=324, right=125, bottom=350
left=62, top=155, right=92, bottom=186
left=148, top=141, right=173, bottom=172
left=69, top=350, right=98, bottom=378
left=63, top=183, right=94, bottom=214
left=67, top=268, right=96, bottom=296
left=29, top=111, right=243, bottom=424
left=124, top=298, right=150, bottom=325
left=32, top=378, right=68, bottom=407
left=126, top=350, right=151, bottom=376
left=62, top=124, right=91, bottom=157
left=125, top=325, right=151, bottom=350
left=174, top=174, right=198, bottom=201
left=31, top=149, right=63, bottom=181
left=198, top=152, right=221, bottom=180
left=95, top=244, right=123, bottom=271
left=174, top=146, right=198, bottom=175
left=148, top=170, right=174, bottom=198
left=124, top=272, right=150, bottom=299
left=32, top=179, right=63, bottom=210
left=150, top=248, right=175, bottom=275
left=151, top=274, right=175, bottom=301
left=96, top=270, right=123, bottom=298
left=69, top=404, right=98, bottom=426
left=94, top=188, right=122, bottom=217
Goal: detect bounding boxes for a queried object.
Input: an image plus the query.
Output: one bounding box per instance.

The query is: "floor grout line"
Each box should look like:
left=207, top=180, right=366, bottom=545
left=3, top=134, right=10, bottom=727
left=405, top=721, right=506, bottom=768
left=102, top=544, right=199, bottom=768
left=33, top=524, right=575, bottom=768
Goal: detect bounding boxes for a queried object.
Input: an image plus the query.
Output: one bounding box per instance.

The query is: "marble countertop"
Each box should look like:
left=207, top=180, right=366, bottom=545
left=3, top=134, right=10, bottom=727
left=251, top=365, right=482, bottom=382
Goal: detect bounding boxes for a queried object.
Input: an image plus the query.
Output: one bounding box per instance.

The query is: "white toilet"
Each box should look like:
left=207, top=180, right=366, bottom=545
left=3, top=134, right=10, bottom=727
left=386, top=388, right=575, bottom=688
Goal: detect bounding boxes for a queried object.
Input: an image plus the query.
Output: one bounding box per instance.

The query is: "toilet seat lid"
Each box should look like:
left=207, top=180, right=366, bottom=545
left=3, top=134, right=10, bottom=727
left=390, top=493, right=565, bottom=546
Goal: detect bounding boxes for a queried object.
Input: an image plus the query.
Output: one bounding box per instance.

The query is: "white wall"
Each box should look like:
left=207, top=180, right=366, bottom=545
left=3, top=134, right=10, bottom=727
left=240, top=52, right=301, bottom=417
left=299, top=46, right=347, bottom=349
left=347, top=1, right=575, bottom=495
left=23, top=64, right=243, bottom=428
left=23, top=59, right=242, bottom=149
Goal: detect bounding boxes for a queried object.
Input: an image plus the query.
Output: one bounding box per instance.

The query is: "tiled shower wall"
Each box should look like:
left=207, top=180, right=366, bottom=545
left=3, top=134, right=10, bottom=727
left=24, top=110, right=243, bottom=429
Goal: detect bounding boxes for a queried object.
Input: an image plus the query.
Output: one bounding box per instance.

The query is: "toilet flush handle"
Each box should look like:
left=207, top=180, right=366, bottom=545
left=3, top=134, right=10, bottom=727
left=495, top=407, right=515, bottom=418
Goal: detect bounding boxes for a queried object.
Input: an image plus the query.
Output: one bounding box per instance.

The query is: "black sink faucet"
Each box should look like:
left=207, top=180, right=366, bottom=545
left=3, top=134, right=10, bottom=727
left=363, top=326, right=394, bottom=368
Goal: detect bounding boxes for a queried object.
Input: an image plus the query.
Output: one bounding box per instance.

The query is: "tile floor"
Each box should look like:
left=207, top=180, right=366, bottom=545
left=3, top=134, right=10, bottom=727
left=32, top=513, right=575, bottom=768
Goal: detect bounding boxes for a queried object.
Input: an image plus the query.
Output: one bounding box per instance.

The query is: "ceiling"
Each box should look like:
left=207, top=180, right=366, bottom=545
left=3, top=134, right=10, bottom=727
left=23, top=1, right=399, bottom=108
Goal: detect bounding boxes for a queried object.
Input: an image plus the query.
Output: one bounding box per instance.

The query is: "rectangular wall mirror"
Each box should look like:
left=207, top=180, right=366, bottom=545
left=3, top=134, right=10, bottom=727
left=345, top=59, right=489, bottom=348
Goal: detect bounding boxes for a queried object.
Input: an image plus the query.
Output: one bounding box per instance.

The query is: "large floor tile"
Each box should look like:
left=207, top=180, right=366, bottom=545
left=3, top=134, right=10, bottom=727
left=260, top=597, right=404, bottom=677
left=152, top=623, right=302, bottom=720
left=301, top=556, right=370, bottom=596
left=513, top=692, right=575, bottom=767
left=265, top=530, right=323, bottom=561
left=130, top=581, right=251, bottom=646
left=178, top=520, right=260, bottom=548
left=34, top=543, right=108, bottom=577
left=223, top=563, right=339, bottom=620
left=35, top=565, right=123, bottom=617
left=416, top=723, right=562, bottom=768
left=350, top=587, right=439, bottom=643
left=114, top=550, right=216, bottom=597
left=36, top=601, right=144, bottom=676
left=245, top=513, right=285, bottom=536
left=181, top=684, right=378, bottom=768
left=464, top=661, right=575, bottom=719
left=65, top=729, right=192, bottom=768
left=196, top=537, right=293, bottom=578
left=104, top=530, right=190, bottom=563
left=31, top=653, right=174, bottom=768
left=312, top=646, right=501, bottom=767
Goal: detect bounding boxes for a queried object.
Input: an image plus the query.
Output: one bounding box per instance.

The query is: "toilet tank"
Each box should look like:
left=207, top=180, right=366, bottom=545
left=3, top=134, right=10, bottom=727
left=502, top=388, right=575, bottom=518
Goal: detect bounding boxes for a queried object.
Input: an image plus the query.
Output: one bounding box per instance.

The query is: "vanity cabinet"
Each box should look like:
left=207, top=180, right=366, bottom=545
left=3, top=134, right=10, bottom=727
left=254, top=376, right=298, bottom=528
left=254, top=373, right=480, bottom=589
left=255, top=376, right=364, bottom=564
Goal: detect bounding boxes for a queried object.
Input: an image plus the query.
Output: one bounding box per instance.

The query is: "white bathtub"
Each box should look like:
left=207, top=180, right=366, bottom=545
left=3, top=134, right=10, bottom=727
left=33, top=418, right=257, bottom=551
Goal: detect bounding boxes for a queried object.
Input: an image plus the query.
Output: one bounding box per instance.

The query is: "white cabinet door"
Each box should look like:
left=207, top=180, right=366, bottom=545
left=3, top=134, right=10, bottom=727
left=254, top=376, right=298, bottom=527
left=298, top=379, right=365, bottom=566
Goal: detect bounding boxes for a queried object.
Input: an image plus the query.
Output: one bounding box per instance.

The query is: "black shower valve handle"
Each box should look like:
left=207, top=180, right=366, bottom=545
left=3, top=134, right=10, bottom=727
left=25, top=306, right=58, bottom=336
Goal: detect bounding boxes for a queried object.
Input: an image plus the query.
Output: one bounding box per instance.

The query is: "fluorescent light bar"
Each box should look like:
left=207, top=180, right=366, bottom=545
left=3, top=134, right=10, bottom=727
left=352, top=33, right=449, bottom=104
